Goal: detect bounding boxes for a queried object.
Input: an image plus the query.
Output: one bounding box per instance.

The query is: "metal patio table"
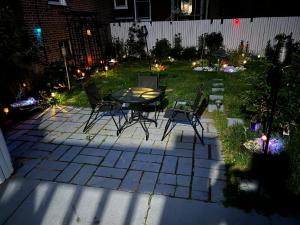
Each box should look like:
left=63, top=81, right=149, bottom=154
left=112, top=87, right=161, bottom=140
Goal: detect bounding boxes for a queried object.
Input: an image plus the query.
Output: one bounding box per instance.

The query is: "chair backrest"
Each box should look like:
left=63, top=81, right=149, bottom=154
left=83, top=79, right=102, bottom=109
left=191, top=87, right=203, bottom=111
left=196, top=97, right=208, bottom=117
left=138, top=75, right=158, bottom=89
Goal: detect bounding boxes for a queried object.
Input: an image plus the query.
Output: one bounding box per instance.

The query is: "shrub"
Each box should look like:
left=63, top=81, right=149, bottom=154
left=106, top=38, right=125, bottom=60
left=181, top=47, right=197, bottom=60
left=205, top=32, right=223, bottom=53
left=126, top=24, right=146, bottom=58
left=151, top=38, right=171, bottom=59
left=170, top=33, right=183, bottom=58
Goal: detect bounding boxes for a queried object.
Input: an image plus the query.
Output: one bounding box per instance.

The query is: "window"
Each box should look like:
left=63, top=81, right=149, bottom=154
left=181, top=0, right=192, bottom=15
left=135, top=0, right=151, bottom=21
left=114, top=0, right=128, bottom=9
left=48, top=0, right=67, bottom=6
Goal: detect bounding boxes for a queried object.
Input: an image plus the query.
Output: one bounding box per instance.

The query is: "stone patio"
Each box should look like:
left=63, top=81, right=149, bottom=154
left=5, top=105, right=226, bottom=203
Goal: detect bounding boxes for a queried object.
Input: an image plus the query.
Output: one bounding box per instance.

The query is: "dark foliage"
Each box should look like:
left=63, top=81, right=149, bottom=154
left=151, top=38, right=171, bottom=59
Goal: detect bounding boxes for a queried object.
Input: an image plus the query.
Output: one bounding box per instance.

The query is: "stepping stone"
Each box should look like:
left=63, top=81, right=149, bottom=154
left=212, top=88, right=224, bottom=92
left=227, top=118, right=244, bottom=127
left=209, top=95, right=223, bottom=101
left=239, top=179, right=259, bottom=192
left=208, top=104, right=224, bottom=112
left=213, top=78, right=223, bottom=81
left=212, top=83, right=224, bottom=87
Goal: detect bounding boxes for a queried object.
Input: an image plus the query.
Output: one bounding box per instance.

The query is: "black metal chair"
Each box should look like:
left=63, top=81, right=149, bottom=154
left=138, top=74, right=165, bottom=124
left=161, top=88, right=208, bottom=144
left=82, top=79, right=127, bottom=133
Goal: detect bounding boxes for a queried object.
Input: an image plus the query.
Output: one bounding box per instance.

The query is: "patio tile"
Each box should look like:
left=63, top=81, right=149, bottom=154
left=80, top=147, right=108, bottom=157
left=50, top=132, right=72, bottom=144
left=177, top=175, right=191, bottom=187
left=115, top=151, right=135, bottom=169
left=134, top=153, right=163, bottom=163
left=47, top=116, right=67, bottom=122
left=138, top=172, right=158, bottom=193
left=211, top=180, right=226, bottom=202
left=130, top=161, right=160, bottom=172
left=194, top=167, right=226, bottom=181
left=26, top=168, right=60, bottom=181
left=192, top=177, right=209, bottom=192
left=158, top=173, right=177, bottom=185
left=48, top=145, right=71, bottom=161
left=63, top=138, right=89, bottom=147
left=87, top=177, right=121, bottom=189
left=194, top=144, right=208, bottom=159
left=119, top=170, right=143, bottom=191
left=94, top=167, right=127, bottom=179
left=59, top=146, right=83, bottom=162
left=32, top=143, right=58, bottom=152
left=176, top=157, right=193, bottom=175
left=55, top=122, right=82, bottom=133
left=14, top=159, right=42, bottom=177
left=16, top=134, right=41, bottom=142
left=165, top=149, right=193, bottom=158
left=7, top=141, right=24, bottom=152
left=87, top=134, right=107, bottom=148
left=194, top=158, right=225, bottom=170
left=72, top=155, right=103, bottom=165
left=101, top=150, right=122, bottom=167
left=112, top=138, right=141, bottom=152
left=22, top=150, right=50, bottom=159
left=55, top=163, right=82, bottom=182
left=35, top=120, right=54, bottom=130
left=99, top=136, right=118, bottom=149
left=44, top=121, right=65, bottom=131
left=71, top=165, right=97, bottom=185
left=37, top=160, right=68, bottom=171
left=161, top=156, right=177, bottom=174
left=175, top=186, right=189, bottom=198
left=154, top=184, right=175, bottom=196
left=69, top=133, right=93, bottom=140
left=7, top=129, right=29, bottom=140
left=191, top=191, right=209, bottom=201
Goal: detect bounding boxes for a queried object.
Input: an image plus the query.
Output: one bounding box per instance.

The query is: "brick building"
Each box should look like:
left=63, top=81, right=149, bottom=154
left=21, top=0, right=113, bottom=66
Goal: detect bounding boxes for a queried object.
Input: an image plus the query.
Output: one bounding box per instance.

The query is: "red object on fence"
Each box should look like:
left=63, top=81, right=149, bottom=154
left=233, top=18, right=240, bottom=26
left=87, top=55, right=93, bottom=65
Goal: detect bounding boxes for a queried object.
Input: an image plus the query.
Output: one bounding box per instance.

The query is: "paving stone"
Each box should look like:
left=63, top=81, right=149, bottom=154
left=80, top=147, right=108, bottom=157
left=26, top=130, right=49, bottom=137
left=158, top=173, right=177, bottom=185
left=94, top=167, right=127, bottom=179
left=69, top=133, right=92, bottom=140
left=165, top=149, right=193, bottom=158
left=63, top=138, right=89, bottom=147
left=175, top=186, right=189, bottom=198
left=134, top=153, right=163, bottom=163
left=99, top=136, right=118, bottom=149
left=71, top=165, right=97, bottom=185
left=212, top=83, right=224, bottom=87
left=166, top=142, right=193, bottom=151
left=55, top=122, right=82, bottom=133
left=130, top=161, right=160, bottom=172
left=35, top=120, right=54, bottom=130
left=51, top=133, right=72, bottom=144
left=48, top=145, right=71, bottom=161
left=192, top=177, right=209, bottom=192
left=161, top=156, right=177, bottom=174
left=207, top=123, right=218, bottom=133
left=26, top=168, right=60, bottom=181
left=115, top=151, right=135, bottom=169
left=112, top=138, right=141, bottom=152
left=87, top=176, right=121, bottom=189
left=14, top=159, right=42, bottom=177
left=87, top=135, right=107, bottom=148
left=191, top=191, right=208, bottom=201
left=101, top=150, right=122, bottom=167
left=16, top=135, right=41, bottom=142
left=72, top=154, right=102, bottom=165
left=45, top=121, right=65, bottom=131
left=119, top=170, right=143, bottom=191
left=209, top=95, right=224, bottom=101
left=194, top=158, right=225, bottom=170
left=139, top=172, right=158, bottom=193
left=194, top=144, right=208, bottom=159
left=239, top=179, right=259, bottom=192
left=227, top=118, right=244, bottom=127
left=212, top=88, right=224, bottom=92
left=208, top=104, right=224, bottom=112
left=7, top=141, right=23, bottom=152
left=59, top=146, right=83, bottom=162
left=37, top=160, right=68, bottom=171
left=211, top=180, right=226, bottom=202
left=211, top=145, right=224, bottom=161
left=177, top=175, right=191, bottom=186
left=55, top=163, right=82, bottom=182
left=177, top=158, right=192, bottom=175
left=22, top=150, right=50, bottom=159
left=154, top=184, right=175, bottom=196
left=32, top=143, right=58, bottom=152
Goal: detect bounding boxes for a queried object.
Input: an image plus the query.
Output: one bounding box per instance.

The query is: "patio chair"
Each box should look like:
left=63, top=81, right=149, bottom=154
left=138, top=74, right=165, bottom=124
left=82, top=79, right=127, bottom=133
left=161, top=88, right=208, bottom=144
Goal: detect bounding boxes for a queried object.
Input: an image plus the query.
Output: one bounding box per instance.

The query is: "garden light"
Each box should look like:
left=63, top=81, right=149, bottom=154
left=3, top=107, right=9, bottom=115
left=222, top=64, right=228, bottom=68
left=51, top=92, right=56, bottom=97
left=257, top=54, right=261, bottom=58
left=81, top=72, right=85, bottom=77
left=242, top=53, right=245, bottom=57
left=86, top=29, right=92, bottom=36
left=192, top=62, right=196, bottom=66
left=77, top=69, right=81, bottom=74
left=243, top=60, right=247, bottom=64
left=23, top=83, right=27, bottom=87
left=105, top=66, right=109, bottom=71
left=155, top=64, right=159, bottom=68
left=261, top=134, right=267, bottom=142
left=122, top=55, right=127, bottom=59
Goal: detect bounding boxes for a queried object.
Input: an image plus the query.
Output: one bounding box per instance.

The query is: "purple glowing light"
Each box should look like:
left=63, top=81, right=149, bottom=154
left=255, top=137, right=284, bottom=155
left=250, top=122, right=261, bottom=132
left=223, top=66, right=236, bottom=73
left=11, top=97, right=38, bottom=108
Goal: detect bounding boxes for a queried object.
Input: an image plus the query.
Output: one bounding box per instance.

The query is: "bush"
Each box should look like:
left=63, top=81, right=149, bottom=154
left=106, top=38, right=125, bottom=60
left=205, top=32, right=223, bottom=53
left=126, top=24, right=146, bottom=58
left=170, top=33, right=183, bottom=58
left=181, top=47, right=197, bottom=60
left=151, top=38, right=171, bottom=59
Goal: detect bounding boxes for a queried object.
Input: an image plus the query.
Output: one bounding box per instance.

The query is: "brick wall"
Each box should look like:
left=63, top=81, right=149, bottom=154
left=21, top=0, right=113, bottom=64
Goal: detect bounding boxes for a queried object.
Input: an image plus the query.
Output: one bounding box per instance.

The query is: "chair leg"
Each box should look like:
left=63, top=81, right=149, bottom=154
left=161, top=110, right=177, bottom=141
left=186, top=114, right=204, bottom=145
left=83, top=109, right=96, bottom=132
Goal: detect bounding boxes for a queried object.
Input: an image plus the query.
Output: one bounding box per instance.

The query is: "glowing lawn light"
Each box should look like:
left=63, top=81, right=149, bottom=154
left=51, top=92, right=56, bottom=97
left=192, top=62, right=196, bottom=66
left=86, top=29, right=92, bottom=36
left=222, top=64, right=228, bottom=68
left=243, top=60, right=247, bottom=64
left=105, top=66, right=109, bottom=71
left=3, top=107, right=9, bottom=115
left=257, top=55, right=261, bottom=58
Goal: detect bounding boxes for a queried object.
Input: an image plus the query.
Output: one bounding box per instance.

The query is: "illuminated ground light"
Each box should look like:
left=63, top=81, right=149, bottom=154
left=3, top=107, right=9, bottom=115
left=192, top=62, right=196, bottom=66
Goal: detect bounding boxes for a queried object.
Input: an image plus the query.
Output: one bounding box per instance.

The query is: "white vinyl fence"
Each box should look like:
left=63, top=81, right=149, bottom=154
left=110, top=17, right=300, bottom=55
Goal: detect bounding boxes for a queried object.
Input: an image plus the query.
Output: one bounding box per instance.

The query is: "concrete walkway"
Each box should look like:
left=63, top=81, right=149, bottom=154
left=1, top=177, right=299, bottom=225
